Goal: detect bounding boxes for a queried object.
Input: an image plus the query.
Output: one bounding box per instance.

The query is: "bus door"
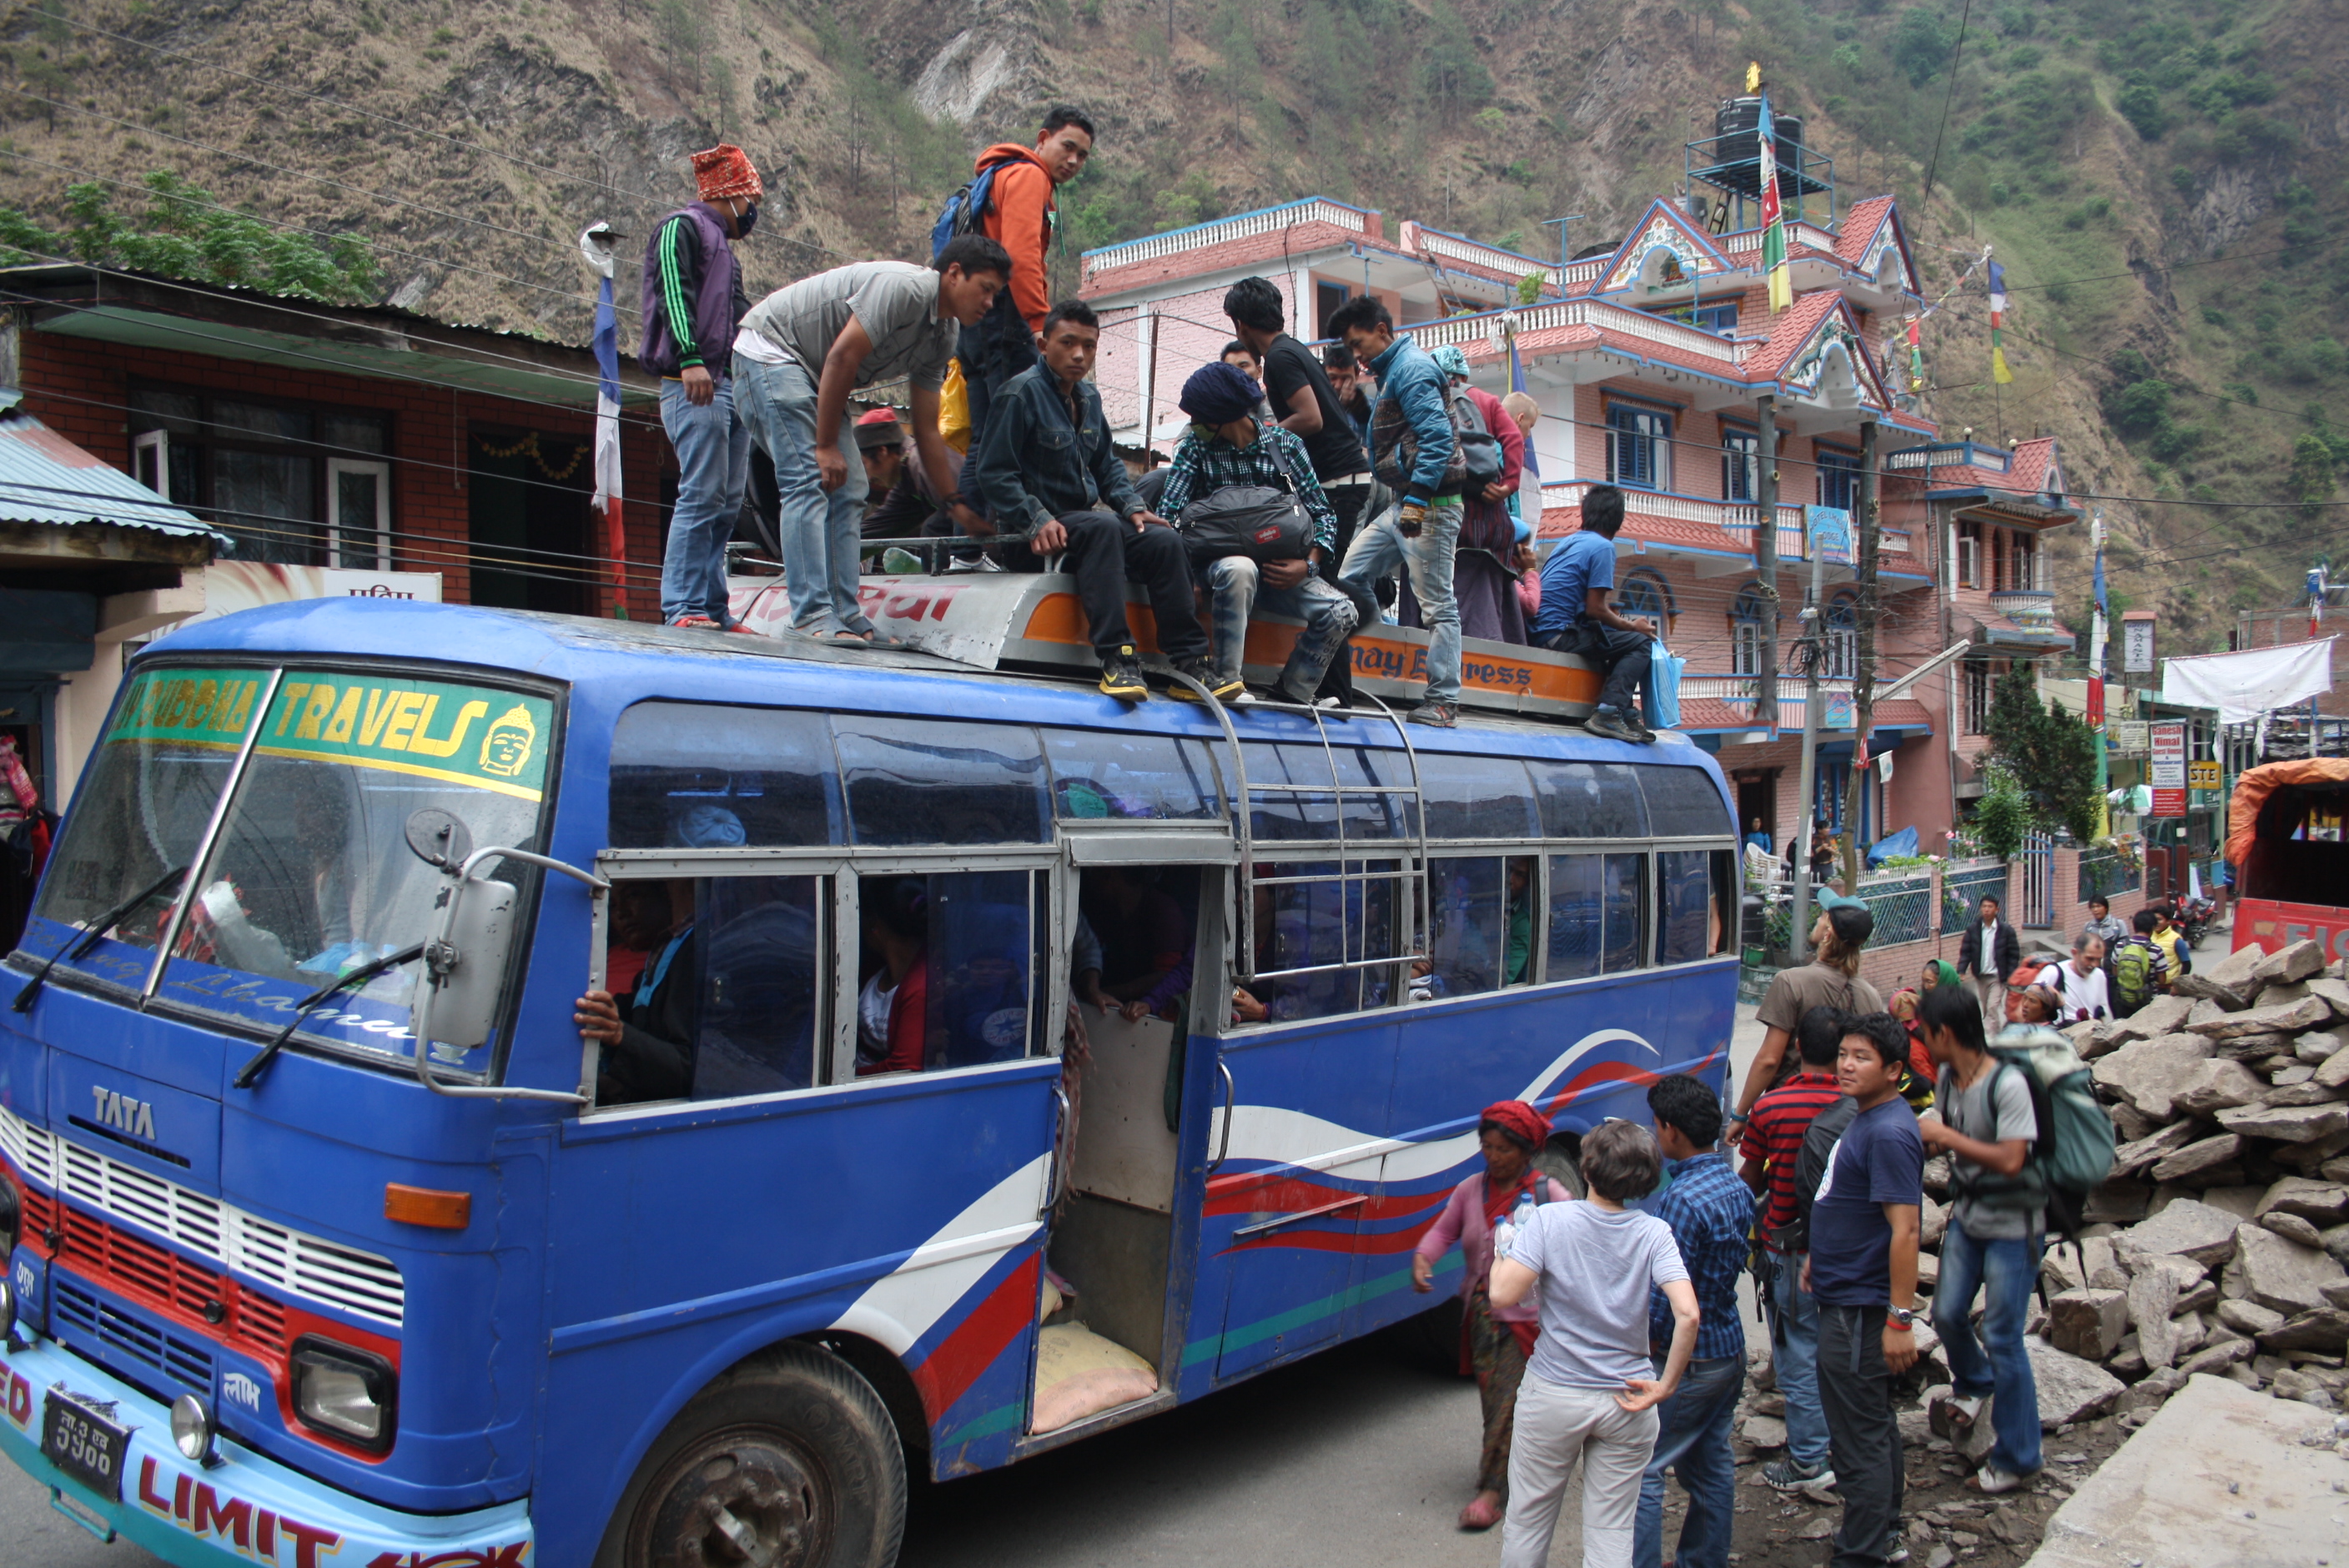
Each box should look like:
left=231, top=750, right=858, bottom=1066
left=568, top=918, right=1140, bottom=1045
left=1204, top=731, right=1419, bottom=1384
left=539, top=836, right=1069, bottom=1501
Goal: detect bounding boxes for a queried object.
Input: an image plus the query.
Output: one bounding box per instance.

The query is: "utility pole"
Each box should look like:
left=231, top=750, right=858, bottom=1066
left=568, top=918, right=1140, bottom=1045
left=2090, top=507, right=2110, bottom=837
left=1753, top=395, right=1781, bottom=732
left=1841, top=419, right=1882, bottom=892
left=1789, top=486, right=1831, bottom=958
left=1539, top=214, right=1587, bottom=278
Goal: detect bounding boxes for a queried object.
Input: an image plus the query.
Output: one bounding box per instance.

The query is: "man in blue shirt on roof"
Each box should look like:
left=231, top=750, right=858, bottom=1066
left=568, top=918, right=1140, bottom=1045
left=1325, top=294, right=1464, bottom=729
left=1531, top=484, right=1657, bottom=744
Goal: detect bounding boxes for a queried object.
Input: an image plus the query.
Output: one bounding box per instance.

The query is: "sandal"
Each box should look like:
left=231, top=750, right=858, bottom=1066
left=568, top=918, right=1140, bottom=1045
left=860, top=632, right=910, bottom=650
left=1936, top=1392, right=1985, bottom=1433
left=669, top=614, right=723, bottom=631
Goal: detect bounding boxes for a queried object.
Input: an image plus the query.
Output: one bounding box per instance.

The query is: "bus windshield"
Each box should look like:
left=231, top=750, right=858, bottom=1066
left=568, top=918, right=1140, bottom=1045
left=24, top=664, right=556, bottom=1077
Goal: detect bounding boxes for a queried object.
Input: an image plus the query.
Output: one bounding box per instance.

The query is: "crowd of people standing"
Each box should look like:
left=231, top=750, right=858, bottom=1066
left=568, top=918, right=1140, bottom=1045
left=635, top=114, right=1667, bottom=735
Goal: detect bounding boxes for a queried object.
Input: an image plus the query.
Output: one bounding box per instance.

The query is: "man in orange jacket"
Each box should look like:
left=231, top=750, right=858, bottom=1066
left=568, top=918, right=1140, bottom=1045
left=956, top=105, right=1096, bottom=524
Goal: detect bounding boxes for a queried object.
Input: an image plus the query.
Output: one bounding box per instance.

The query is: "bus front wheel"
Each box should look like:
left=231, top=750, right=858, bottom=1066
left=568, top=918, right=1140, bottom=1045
left=600, top=1342, right=908, bottom=1568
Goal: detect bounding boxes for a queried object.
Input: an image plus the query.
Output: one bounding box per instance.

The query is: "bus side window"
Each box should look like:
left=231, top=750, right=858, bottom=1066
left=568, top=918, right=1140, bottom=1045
left=1656, top=850, right=1711, bottom=965
left=835, top=717, right=1049, bottom=847
left=1042, top=728, right=1225, bottom=822
left=596, top=874, right=826, bottom=1107
left=610, top=702, right=841, bottom=847
left=1423, top=856, right=1536, bottom=997
left=1546, top=852, right=1647, bottom=980
left=1638, top=767, right=1736, bottom=839
left=1531, top=761, right=1652, bottom=839
left=852, top=870, right=1042, bottom=1078
left=1415, top=753, right=1538, bottom=839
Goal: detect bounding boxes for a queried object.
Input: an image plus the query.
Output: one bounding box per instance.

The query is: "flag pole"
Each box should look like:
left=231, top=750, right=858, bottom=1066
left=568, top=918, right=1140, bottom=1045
left=581, top=222, right=631, bottom=619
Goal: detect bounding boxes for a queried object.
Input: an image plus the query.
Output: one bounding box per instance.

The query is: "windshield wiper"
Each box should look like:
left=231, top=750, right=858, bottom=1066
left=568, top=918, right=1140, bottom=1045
left=234, top=941, right=428, bottom=1090
left=12, top=864, right=189, bottom=1015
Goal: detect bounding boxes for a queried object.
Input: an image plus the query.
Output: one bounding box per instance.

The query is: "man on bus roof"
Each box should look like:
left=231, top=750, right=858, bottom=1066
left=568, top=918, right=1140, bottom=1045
left=972, top=299, right=1219, bottom=704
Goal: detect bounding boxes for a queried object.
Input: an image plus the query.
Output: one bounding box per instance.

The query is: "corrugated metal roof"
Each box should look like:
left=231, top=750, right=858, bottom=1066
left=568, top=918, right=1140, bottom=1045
left=0, top=395, right=222, bottom=540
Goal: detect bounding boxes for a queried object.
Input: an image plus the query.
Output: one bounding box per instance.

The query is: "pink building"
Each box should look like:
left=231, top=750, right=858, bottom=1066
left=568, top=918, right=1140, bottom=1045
left=1080, top=193, right=2081, bottom=857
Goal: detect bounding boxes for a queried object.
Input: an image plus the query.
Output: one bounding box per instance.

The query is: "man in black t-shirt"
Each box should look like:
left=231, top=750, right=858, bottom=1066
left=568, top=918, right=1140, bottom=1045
left=1225, top=274, right=1379, bottom=703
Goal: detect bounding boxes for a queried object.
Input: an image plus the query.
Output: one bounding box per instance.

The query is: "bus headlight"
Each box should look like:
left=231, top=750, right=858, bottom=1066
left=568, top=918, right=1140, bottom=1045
left=290, top=1338, right=397, bottom=1453
left=171, top=1393, right=218, bottom=1465
left=0, top=1274, right=17, bottom=1339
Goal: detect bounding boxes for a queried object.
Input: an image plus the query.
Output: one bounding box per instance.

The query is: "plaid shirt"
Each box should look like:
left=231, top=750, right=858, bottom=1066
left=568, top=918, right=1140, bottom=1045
left=1156, top=419, right=1338, bottom=556
left=1648, top=1151, right=1751, bottom=1362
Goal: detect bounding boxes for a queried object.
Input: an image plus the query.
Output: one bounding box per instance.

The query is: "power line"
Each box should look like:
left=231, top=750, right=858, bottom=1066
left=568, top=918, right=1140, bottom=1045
left=1916, top=0, right=1977, bottom=216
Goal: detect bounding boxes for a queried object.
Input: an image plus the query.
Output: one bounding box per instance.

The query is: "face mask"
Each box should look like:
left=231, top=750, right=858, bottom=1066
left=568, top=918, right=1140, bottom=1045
left=734, top=200, right=760, bottom=239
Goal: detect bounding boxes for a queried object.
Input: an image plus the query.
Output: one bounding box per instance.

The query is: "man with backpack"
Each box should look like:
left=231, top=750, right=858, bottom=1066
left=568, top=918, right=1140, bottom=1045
left=1915, top=984, right=2042, bottom=1495
left=940, top=106, right=1097, bottom=518
left=1325, top=294, right=1465, bottom=728
left=1805, top=1011, right=1923, bottom=1568
left=1156, top=362, right=1358, bottom=707
left=1737, top=1004, right=1849, bottom=1503
left=2106, top=907, right=2172, bottom=1018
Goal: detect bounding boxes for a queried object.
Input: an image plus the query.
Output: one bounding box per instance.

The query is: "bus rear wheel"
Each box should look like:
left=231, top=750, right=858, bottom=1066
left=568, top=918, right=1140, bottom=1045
left=602, top=1342, right=907, bottom=1568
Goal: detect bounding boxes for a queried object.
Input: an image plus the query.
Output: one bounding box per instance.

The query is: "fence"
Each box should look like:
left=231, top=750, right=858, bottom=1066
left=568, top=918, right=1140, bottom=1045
left=2076, top=846, right=2144, bottom=905
left=1857, top=871, right=1934, bottom=947
left=1941, top=860, right=2009, bottom=934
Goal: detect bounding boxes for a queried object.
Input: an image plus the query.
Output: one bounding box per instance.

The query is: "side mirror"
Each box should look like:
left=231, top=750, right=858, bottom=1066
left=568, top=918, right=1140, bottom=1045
left=416, top=876, right=519, bottom=1053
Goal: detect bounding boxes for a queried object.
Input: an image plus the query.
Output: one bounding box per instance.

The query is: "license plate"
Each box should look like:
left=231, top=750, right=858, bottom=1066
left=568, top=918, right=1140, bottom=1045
left=42, top=1390, right=130, bottom=1502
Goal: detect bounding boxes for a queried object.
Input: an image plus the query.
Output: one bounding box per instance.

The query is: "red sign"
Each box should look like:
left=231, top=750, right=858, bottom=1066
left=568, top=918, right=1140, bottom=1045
left=2149, top=721, right=2186, bottom=818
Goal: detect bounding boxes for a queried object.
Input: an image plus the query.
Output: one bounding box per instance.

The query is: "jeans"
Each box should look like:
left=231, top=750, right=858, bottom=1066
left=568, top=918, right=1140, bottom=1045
left=1003, top=511, right=1207, bottom=661
left=1502, top=1373, right=1660, bottom=1568
left=1562, top=622, right=1652, bottom=719
left=658, top=376, right=752, bottom=625
left=1339, top=497, right=1461, bottom=704
left=1817, top=1304, right=1903, bottom=1568
left=1934, top=1224, right=2044, bottom=1475
left=1633, top=1354, right=1742, bottom=1568
left=1202, top=559, right=1361, bottom=698
left=733, top=354, right=871, bottom=637
left=1769, top=1247, right=1832, bottom=1470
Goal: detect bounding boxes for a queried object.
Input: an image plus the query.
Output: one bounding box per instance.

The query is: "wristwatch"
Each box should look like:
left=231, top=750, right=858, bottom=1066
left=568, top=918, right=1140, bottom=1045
left=1887, top=1306, right=1917, bottom=1328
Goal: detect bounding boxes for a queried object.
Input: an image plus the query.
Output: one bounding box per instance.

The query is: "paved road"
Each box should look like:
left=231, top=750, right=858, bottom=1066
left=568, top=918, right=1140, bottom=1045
left=3, top=1006, right=1773, bottom=1568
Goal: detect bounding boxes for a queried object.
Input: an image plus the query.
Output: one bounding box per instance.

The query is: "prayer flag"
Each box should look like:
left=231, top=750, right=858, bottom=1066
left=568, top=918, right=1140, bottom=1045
left=1987, top=259, right=2013, bottom=384
left=1905, top=318, right=1924, bottom=392
left=1758, top=95, right=1790, bottom=312
left=581, top=224, right=630, bottom=618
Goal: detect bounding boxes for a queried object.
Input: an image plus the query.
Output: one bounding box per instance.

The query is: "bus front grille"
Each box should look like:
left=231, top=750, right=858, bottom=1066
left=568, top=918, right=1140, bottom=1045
left=54, top=1278, right=218, bottom=1400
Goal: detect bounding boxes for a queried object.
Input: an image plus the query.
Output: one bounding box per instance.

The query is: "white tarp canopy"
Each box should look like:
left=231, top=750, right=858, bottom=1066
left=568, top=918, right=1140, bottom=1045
left=2160, top=636, right=2336, bottom=724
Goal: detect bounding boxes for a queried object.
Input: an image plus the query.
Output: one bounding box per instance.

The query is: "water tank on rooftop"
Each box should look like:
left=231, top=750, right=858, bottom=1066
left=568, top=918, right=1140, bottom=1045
left=1714, top=97, right=1804, bottom=178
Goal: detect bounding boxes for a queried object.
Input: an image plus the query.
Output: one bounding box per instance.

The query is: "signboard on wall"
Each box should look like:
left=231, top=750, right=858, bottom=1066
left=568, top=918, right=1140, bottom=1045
left=2123, top=617, right=2155, bottom=674
left=1805, top=505, right=1854, bottom=567
left=181, top=563, right=444, bottom=626
left=2187, top=758, right=2222, bottom=791
left=2150, top=720, right=2187, bottom=817
left=2108, top=720, right=2150, bottom=756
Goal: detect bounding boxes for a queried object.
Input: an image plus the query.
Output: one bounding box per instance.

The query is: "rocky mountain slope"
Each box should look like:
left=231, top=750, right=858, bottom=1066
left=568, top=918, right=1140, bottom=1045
left=2, top=0, right=2343, bottom=648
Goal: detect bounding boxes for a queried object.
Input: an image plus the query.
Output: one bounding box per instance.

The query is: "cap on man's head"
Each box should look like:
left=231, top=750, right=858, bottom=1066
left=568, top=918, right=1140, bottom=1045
left=855, top=408, right=906, bottom=450
left=692, top=143, right=762, bottom=203
left=1815, top=889, right=1875, bottom=946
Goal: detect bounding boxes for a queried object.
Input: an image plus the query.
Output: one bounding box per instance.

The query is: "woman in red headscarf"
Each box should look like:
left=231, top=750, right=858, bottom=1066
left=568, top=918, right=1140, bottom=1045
left=1411, top=1099, right=1577, bottom=1531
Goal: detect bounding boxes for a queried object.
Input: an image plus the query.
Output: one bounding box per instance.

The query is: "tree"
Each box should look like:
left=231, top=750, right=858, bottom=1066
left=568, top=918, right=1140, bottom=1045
left=2115, top=80, right=2168, bottom=140
left=2291, top=431, right=2339, bottom=516
left=1984, top=666, right=2100, bottom=844
left=0, top=173, right=379, bottom=304
left=1892, top=8, right=1954, bottom=87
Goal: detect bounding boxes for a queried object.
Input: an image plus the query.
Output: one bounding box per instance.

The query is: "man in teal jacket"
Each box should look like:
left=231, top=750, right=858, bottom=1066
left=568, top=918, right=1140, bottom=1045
left=1325, top=295, right=1462, bottom=727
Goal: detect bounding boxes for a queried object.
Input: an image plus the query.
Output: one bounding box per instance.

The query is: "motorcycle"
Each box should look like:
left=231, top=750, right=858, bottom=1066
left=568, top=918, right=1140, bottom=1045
left=2175, top=892, right=2216, bottom=948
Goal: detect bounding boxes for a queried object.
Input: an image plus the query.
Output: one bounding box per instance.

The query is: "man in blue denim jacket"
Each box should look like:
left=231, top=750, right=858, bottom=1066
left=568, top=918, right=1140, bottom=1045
left=1325, top=295, right=1464, bottom=727
left=973, top=299, right=1220, bottom=702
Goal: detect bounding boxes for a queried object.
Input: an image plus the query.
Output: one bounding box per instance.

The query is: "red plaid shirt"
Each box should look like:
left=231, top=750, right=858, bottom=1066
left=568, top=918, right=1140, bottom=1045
left=1746, top=1068, right=1843, bottom=1248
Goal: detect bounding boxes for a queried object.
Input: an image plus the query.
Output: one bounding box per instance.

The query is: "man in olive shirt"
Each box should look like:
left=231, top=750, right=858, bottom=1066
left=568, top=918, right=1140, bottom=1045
left=1728, top=891, right=1883, bottom=1146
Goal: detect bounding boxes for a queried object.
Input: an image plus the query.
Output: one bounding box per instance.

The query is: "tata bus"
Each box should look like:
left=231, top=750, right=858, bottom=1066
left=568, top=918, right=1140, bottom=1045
left=0, top=592, right=1736, bottom=1568
left=2224, top=756, right=2349, bottom=964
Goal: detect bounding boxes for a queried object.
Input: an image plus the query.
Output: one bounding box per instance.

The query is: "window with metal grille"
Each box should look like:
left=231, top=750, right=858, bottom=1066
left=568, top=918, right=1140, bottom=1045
left=1825, top=596, right=1858, bottom=680
left=1722, top=427, right=1758, bottom=501
left=1730, top=582, right=1767, bottom=676
left=1816, top=446, right=1861, bottom=510
left=1607, top=404, right=1670, bottom=490
left=1964, top=659, right=1994, bottom=735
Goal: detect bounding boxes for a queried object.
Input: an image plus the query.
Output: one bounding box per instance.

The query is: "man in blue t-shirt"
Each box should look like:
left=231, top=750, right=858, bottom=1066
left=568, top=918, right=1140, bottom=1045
left=1804, top=1011, right=1923, bottom=1568
left=1530, top=484, right=1657, bottom=744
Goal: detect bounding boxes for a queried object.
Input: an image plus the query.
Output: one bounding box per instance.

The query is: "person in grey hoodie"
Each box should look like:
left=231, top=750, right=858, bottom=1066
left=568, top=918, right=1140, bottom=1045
left=1325, top=294, right=1464, bottom=727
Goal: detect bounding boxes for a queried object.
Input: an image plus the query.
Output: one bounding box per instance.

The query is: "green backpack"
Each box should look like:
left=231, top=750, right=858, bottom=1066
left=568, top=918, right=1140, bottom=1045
left=1981, top=1027, right=2118, bottom=1239
left=2111, top=937, right=2160, bottom=1012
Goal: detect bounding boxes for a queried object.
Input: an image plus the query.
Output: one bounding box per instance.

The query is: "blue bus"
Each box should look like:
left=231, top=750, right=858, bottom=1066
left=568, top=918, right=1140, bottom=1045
left=0, top=598, right=1736, bottom=1568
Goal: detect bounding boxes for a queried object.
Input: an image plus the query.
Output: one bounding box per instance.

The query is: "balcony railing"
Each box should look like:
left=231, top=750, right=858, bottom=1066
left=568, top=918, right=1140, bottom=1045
left=1538, top=480, right=1919, bottom=565
left=1405, top=298, right=1753, bottom=370
left=1083, top=199, right=1376, bottom=272
left=1992, top=590, right=2058, bottom=627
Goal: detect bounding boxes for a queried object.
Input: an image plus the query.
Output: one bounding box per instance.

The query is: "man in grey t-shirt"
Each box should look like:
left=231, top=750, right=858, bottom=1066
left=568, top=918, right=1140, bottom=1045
left=730, top=237, right=1009, bottom=642
left=1915, top=984, right=2042, bottom=1494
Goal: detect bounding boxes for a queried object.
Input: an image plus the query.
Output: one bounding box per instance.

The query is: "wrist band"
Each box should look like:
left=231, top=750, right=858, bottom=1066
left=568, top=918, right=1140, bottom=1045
left=1885, top=1318, right=1914, bottom=1332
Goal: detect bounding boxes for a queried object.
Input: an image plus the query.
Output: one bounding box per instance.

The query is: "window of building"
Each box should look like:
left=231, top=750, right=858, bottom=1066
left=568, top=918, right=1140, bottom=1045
left=1722, top=426, right=1758, bottom=502
left=128, top=386, right=391, bottom=567
left=1616, top=571, right=1672, bottom=637
left=1957, top=520, right=1983, bottom=589
left=1665, top=301, right=1738, bottom=334
left=1730, top=582, right=1768, bottom=676
left=1816, top=445, right=1861, bottom=511
left=1825, top=595, right=1859, bottom=680
left=1999, top=528, right=2040, bottom=592
left=1963, top=659, right=1994, bottom=736
left=1606, top=401, right=1672, bottom=491
left=1314, top=280, right=1351, bottom=339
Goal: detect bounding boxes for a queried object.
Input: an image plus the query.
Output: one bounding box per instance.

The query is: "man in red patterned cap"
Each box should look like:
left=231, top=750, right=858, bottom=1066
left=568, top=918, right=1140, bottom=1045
left=641, top=143, right=761, bottom=629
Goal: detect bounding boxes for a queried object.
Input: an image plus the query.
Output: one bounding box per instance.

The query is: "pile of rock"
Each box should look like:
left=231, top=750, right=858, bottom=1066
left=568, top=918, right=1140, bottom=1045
left=1977, top=938, right=2349, bottom=1414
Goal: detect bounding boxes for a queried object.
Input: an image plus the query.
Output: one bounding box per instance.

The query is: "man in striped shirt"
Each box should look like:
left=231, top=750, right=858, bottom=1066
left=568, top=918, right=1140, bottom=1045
left=1738, top=1003, right=1848, bottom=1501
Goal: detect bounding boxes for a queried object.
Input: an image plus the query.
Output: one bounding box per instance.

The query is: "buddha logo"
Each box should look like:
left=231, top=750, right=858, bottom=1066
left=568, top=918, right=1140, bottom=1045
left=479, top=706, right=537, bottom=778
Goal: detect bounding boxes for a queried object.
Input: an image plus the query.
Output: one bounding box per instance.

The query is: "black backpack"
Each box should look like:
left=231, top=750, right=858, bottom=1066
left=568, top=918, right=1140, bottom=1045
left=1764, top=1094, right=1860, bottom=1255
left=1174, top=429, right=1318, bottom=566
